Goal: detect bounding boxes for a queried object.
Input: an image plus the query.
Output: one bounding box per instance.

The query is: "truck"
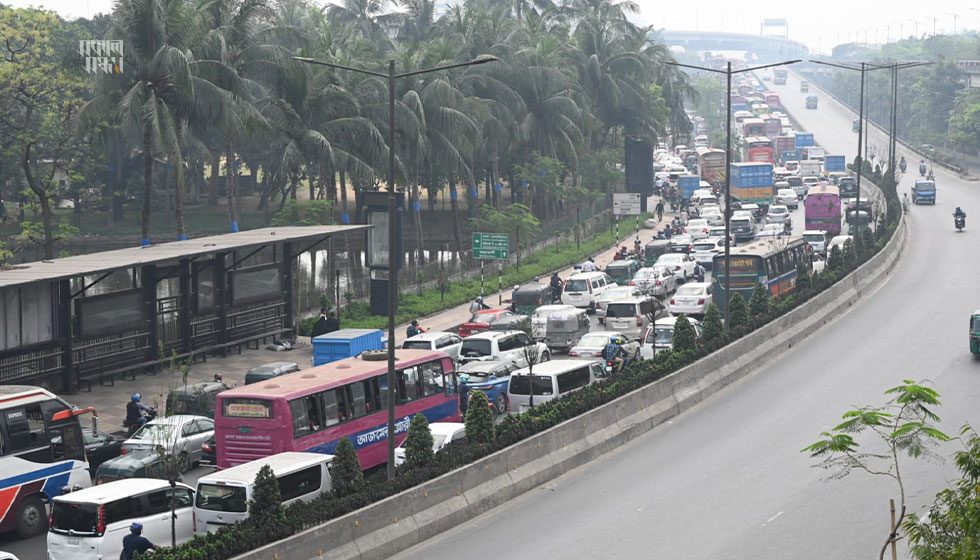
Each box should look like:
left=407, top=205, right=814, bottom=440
left=677, top=175, right=701, bottom=200
left=800, top=81, right=810, bottom=93
left=911, top=180, right=936, bottom=205
left=824, top=155, right=847, bottom=173
left=764, top=117, right=783, bottom=137
left=729, top=162, right=774, bottom=205
left=765, top=94, right=782, bottom=110
left=794, top=132, right=815, bottom=149
left=805, top=95, right=818, bottom=109
left=799, top=160, right=822, bottom=178
left=312, top=328, right=385, bottom=366
left=773, top=68, right=787, bottom=85
left=804, top=147, right=826, bottom=161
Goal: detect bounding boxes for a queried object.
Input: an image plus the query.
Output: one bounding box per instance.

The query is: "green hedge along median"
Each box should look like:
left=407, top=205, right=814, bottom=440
left=145, top=214, right=900, bottom=560
left=299, top=215, right=652, bottom=333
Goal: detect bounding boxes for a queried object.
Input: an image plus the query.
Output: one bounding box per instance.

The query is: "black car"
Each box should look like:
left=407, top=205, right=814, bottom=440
left=200, top=435, right=216, bottom=466
left=83, top=429, right=123, bottom=470
left=94, top=450, right=168, bottom=484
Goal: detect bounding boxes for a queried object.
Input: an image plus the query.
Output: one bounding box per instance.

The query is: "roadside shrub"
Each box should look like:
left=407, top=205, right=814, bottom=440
left=330, top=438, right=364, bottom=497
left=700, top=304, right=724, bottom=345
left=727, top=293, right=749, bottom=334
left=671, top=314, right=698, bottom=355
left=465, top=391, right=495, bottom=444
left=748, top=283, right=771, bottom=320
left=795, top=263, right=812, bottom=292
left=827, top=245, right=844, bottom=274
left=403, top=413, right=434, bottom=469
left=841, top=239, right=855, bottom=266
left=249, top=464, right=286, bottom=539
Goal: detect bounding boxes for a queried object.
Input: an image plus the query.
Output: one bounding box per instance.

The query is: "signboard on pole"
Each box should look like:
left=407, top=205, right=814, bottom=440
left=612, top=193, right=642, bottom=216
left=472, top=232, right=509, bottom=260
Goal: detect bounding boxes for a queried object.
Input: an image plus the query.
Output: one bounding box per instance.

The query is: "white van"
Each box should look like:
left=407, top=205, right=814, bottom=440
left=47, top=479, right=195, bottom=560
left=194, top=452, right=333, bottom=533
left=507, top=360, right=603, bottom=411
left=561, top=271, right=615, bottom=312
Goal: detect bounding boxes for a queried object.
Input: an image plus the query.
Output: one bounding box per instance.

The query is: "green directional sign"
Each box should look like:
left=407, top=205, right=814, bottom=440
left=473, top=232, right=509, bottom=260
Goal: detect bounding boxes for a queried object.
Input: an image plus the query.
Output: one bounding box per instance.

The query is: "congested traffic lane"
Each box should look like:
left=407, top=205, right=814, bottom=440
left=390, top=74, right=980, bottom=559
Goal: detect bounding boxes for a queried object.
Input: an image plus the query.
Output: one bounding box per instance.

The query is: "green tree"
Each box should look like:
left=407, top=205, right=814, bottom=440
left=748, top=283, right=771, bottom=319
left=700, top=303, right=723, bottom=345
left=727, top=293, right=749, bottom=333
left=330, top=437, right=364, bottom=497
left=841, top=238, right=856, bottom=269
left=795, top=262, right=812, bottom=293
left=248, top=464, right=285, bottom=537
left=403, top=413, right=434, bottom=469
left=670, top=313, right=697, bottom=355
left=827, top=245, right=844, bottom=274
left=904, top=425, right=980, bottom=560
left=803, top=380, right=951, bottom=560
left=465, top=390, right=495, bottom=445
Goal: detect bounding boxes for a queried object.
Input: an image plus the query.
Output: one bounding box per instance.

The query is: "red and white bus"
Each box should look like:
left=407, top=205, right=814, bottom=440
left=743, top=136, right=774, bottom=164
left=214, top=349, right=459, bottom=470
left=741, top=117, right=766, bottom=138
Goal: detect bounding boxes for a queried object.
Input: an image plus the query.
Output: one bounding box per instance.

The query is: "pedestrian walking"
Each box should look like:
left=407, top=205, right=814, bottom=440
left=655, top=200, right=665, bottom=222
left=310, top=308, right=329, bottom=340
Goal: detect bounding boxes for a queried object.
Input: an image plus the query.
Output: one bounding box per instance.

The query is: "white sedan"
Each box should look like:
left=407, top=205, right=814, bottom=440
left=394, top=422, right=466, bottom=466
left=691, top=238, right=725, bottom=267
left=766, top=205, right=792, bottom=225
left=668, top=282, right=712, bottom=318
left=685, top=219, right=711, bottom=240
left=631, top=266, right=677, bottom=297
left=569, top=332, right=640, bottom=361
left=775, top=188, right=799, bottom=209
left=699, top=207, right=724, bottom=227
left=655, top=253, right=697, bottom=282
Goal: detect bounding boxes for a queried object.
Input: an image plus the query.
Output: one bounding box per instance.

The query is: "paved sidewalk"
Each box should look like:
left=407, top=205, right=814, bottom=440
left=63, top=194, right=678, bottom=432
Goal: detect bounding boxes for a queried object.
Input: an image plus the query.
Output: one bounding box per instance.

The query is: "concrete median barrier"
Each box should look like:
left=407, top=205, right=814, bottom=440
left=235, top=219, right=907, bottom=560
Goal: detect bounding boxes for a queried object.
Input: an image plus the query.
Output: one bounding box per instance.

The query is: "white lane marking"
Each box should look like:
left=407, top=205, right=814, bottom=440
left=763, top=511, right=784, bottom=526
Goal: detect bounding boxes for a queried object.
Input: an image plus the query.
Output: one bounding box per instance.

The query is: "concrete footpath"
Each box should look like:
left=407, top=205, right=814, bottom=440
left=64, top=194, right=674, bottom=432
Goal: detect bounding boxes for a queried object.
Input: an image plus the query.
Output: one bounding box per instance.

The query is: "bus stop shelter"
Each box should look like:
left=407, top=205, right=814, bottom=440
left=0, top=225, right=368, bottom=393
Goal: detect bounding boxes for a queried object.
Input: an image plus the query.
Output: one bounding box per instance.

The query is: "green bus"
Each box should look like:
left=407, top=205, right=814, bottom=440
left=711, top=237, right=812, bottom=314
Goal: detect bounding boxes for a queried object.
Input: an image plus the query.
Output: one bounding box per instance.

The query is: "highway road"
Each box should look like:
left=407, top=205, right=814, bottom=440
left=391, top=72, right=980, bottom=559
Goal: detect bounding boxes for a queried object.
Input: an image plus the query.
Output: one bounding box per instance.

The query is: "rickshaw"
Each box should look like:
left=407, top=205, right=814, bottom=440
left=644, top=240, right=672, bottom=266
left=605, top=259, right=641, bottom=286
left=544, top=308, right=591, bottom=352
left=511, top=283, right=551, bottom=315
left=971, top=310, right=980, bottom=357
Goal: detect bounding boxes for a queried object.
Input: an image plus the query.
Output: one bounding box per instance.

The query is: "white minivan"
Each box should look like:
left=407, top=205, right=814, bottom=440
left=561, top=271, right=615, bottom=312
left=507, top=359, right=603, bottom=411
left=194, top=452, right=333, bottom=533
left=47, top=479, right=195, bottom=560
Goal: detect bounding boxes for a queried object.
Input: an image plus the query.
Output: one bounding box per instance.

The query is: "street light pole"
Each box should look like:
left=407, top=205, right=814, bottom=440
left=294, top=54, right=497, bottom=481
left=664, top=57, right=799, bottom=324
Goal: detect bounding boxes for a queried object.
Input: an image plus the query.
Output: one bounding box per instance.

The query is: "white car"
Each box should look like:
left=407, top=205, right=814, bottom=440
left=827, top=235, right=853, bottom=256
left=402, top=331, right=463, bottom=360
left=122, top=415, right=214, bottom=472
left=668, top=282, right=712, bottom=317
left=775, top=188, right=799, bottom=210
left=669, top=234, right=694, bottom=254
left=394, top=422, right=466, bottom=466
left=655, top=253, right=697, bottom=282
left=691, top=238, right=725, bottom=267
left=686, top=219, right=711, bottom=240
left=595, top=285, right=643, bottom=322
left=569, top=331, right=640, bottom=361
left=756, top=223, right=789, bottom=238
left=766, top=205, right=791, bottom=224
left=707, top=226, right=736, bottom=244
left=630, top=266, right=676, bottom=297
left=699, top=207, right=724, bottom=227
left=639, top=317, right=703, bottom=360
left=811, top=253, right=826, bottom=274
left=801, top=176, right=821, bottom=187
left=802, top=230, right=829, bottom=254
left=784, top=160, right=800, bottom=172
left=458, top=330, right=550, bottom=366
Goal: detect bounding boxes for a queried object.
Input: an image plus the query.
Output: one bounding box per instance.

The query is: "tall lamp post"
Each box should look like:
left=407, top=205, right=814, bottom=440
left=294, top=54, right=498, bottom=480
left=665, top=58, right=799, bottom=324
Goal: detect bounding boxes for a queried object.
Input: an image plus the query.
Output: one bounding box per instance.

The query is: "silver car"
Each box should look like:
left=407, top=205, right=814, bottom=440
left=121, top=415, right=214, bottom=472
left=569, top=331, right=640, bottom=361
left=631, top=266, right=676, bottom=297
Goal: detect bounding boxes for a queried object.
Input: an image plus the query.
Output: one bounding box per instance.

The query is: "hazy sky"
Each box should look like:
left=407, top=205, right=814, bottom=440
left=7, top=0, right=979, bottom=53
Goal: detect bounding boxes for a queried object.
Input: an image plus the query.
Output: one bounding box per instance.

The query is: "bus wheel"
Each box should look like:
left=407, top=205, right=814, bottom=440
left=16, top=495, right=46, bottom=538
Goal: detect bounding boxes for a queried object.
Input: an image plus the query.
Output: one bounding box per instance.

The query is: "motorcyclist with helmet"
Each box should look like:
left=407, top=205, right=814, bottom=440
left=602, top=335, right=629, bottom=374
left=954, top=206, right=966, bottom=230
left=124, top=393, right=155, bottom=435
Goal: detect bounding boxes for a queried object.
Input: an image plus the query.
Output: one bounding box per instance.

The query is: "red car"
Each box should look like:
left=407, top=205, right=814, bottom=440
left=458, top=309, right=519, bottom=338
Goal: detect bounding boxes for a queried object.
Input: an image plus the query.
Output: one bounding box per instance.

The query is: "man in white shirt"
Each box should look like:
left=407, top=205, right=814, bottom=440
left=580, top=258, right=597, bottom=272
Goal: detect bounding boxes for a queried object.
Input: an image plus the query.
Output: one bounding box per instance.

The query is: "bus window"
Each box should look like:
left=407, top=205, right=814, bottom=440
left=397, top=366, right=421, bottom=403
left=290, top=395, right=325, bottom=437
left=4, top=404, right=50, bottom=456
left=349, top=382, right=367, bottom=418
left=363, top=378, right=382, bottom=414
left=419, top=361, right=443, bottom=397
left=49, top=425, right=84, bottom=461
left=335, top=388, right=352, bottom=423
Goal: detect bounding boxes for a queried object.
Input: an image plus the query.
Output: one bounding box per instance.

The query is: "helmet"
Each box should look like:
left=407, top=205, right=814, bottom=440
left=130, top=522, right=143, bottom=533
left=411, top=319, right=419, bottom=326
left=458, top=374, right=470, bottom=384
left=131, top=393, right=141, bottom=402
left=609, top=335, right=623, bottom=344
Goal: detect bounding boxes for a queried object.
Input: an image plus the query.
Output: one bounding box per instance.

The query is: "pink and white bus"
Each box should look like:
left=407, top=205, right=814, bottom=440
left=214, top=349, right=459, bottom=470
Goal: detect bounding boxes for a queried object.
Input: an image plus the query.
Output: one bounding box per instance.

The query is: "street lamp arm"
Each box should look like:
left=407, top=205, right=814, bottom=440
left=663, top=60, right=727, bottom=74
left=732, top=59, right=802, bottom=74
left=291, top=56, right=388, bottom=78
left=395, top=55, right=499, bottom=79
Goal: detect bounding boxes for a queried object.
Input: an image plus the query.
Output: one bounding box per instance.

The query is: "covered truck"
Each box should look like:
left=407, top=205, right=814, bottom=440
left=824, top=155, right=846, bottom=173
left=729, top=162, right=774, bottom=205
left=678, top=175, right=701, bottom=200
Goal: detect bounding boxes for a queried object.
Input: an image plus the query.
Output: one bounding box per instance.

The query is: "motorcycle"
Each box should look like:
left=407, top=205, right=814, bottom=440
left=955, top=215, right=966, bottom=231
left=122, top=406, right=158, bottom=437
left=919, top=163, right=927, bottom=177
left=899, top=159, right=907, bottom=173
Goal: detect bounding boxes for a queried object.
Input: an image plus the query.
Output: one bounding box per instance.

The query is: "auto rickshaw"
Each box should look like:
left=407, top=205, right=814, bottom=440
left=971, top=310, right=980, bottom=357
left=544, top=309, right=590, bottom=352
left=644, top=240, right=672, bottom=267
left=605, top=259, right=641, bottom=286
left=511, top=283, right=551, bottom=315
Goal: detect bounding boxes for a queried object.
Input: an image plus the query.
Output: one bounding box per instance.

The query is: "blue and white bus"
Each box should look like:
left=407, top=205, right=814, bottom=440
left=0, top=386, right=94, bottom=538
